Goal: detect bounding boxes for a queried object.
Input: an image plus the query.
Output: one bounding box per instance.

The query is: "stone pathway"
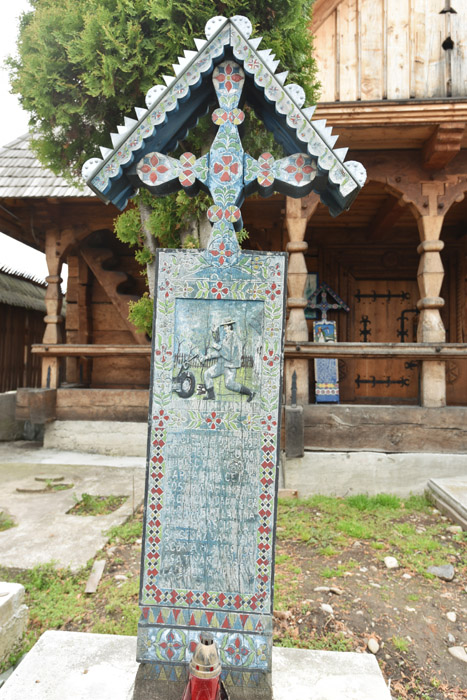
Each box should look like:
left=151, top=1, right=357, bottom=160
left=0, top=445, right=145, bottom=571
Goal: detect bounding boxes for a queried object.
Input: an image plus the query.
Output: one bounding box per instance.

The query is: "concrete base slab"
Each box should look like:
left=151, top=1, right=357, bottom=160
left=0, top=441, right=145, bottom=468
left=0, top=463, right=145, bottom=571
left=285, top=451, right=467, bottom=497
left=427, top=476, right=467, bottom=530
left=0, top=631, right=392, bottom=700
left=44, top=421, right=148, bottom=457
left=0, top=584, right=28, bottom=666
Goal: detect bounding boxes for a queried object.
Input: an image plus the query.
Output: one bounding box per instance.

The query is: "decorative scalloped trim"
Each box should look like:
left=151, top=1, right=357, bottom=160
left=83, top=16, right=366, bottom=203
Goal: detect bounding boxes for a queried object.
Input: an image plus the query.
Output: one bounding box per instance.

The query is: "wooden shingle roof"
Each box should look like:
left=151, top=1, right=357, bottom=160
left=0, top=134, right=93, bottom=199
left=0, top=267, right=46, bottom=312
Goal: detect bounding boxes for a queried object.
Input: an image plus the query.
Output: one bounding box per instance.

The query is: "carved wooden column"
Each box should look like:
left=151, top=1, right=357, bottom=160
left=284, top=194, right=319, bottom=404
left=415, top=183, right=446, bottom=407
left=42, top=228, right=65, bottom=388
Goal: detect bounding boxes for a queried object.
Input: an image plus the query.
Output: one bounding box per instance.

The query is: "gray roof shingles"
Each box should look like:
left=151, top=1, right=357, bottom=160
left=0, top=267, right=46, bottom=312
left=0, top=134, right=94, bottom=199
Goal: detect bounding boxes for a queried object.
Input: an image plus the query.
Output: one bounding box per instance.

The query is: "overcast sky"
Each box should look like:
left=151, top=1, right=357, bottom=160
left=0, top=0, right=68, bottom=286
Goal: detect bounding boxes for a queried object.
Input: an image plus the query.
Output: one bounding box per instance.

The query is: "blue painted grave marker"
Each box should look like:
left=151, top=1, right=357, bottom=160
left=82, top=14, right=366, bottom=695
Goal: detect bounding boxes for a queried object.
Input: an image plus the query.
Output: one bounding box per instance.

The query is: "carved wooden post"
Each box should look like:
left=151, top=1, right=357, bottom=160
left=42, top=228, right=64, bottom=388
left=415, top=183, right=446, bottom=407
left=285, top=197, right=315, bottom=404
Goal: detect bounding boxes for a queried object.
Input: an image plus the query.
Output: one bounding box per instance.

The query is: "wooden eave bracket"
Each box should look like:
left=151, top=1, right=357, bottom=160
left=422, top=122, right=466, bottom=172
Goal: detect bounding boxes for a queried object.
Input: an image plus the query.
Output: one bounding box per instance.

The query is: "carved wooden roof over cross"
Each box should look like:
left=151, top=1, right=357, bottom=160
left=82, top=15, right=366, bottom=219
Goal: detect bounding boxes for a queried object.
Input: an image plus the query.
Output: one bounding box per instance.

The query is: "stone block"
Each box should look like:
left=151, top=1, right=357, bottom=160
left=0, top=631, right=391, bottom=700
left=284, top=451, right=467, bottom=497
left=43, top=420, right=147, bottom=456
left=427, top=476, right=467, bottom=530
left=0, top=392, right=24, bottom=442
left=0, top=583, right=28, bottom=665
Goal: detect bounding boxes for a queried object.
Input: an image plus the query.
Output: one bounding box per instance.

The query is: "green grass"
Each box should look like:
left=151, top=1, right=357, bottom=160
left=273, top=555, right=303, bottom=610
left=0, top=563, right=88, bottom=671
left=392, top=635, right=410, bottom=653
left=276, top=493, right=464, bottom=576
left=318, top=545, right=338, bottom=557
left=275, top=631, right=353, bottom=652
left=69, top=493, right=127, bottom=516
left=1, top=493, right=465, bottom=674
left=345, top=493, right=401, bottom=511
left=0, top=511, right=15, bottom=531
left=107, top=519, right=143, bottom=544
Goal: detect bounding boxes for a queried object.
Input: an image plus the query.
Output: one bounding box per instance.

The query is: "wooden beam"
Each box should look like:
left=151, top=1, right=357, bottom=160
left=33, top=341, right=467, bottom=361
left=284, top=342, right=467, bottom=361
left=311, top=0, right=345, bottom=33
left=315, top=100, right=467, bottom=127
left=32, top=344, right=151, bottom=357
left=422, top=122, right=466, bottom=171
left=365, top=196, right=407, bottom=241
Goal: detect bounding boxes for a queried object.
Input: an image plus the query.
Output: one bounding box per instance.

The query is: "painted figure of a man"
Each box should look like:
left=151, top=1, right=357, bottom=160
left=202, top=319, right=254, bottom=402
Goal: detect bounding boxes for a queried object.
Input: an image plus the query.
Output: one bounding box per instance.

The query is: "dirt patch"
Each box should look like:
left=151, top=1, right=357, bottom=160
left=272, top=501, right=467, bottom=700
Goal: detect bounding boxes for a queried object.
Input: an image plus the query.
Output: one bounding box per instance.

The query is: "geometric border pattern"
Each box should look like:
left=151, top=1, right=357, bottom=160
left=141, top=249, right=286, bottom=615
left=137, top=627, right=271, bottom=669
left=139, top=606, right=272, bottom=633
left=138, top=248, right=286, bottom=672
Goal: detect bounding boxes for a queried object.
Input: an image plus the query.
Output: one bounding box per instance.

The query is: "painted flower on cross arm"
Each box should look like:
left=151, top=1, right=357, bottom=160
left=140, top=154, right=169, bottom=184
left=210, top=241, right=232, bottom=266
left=214, top=63, right=243, bottom=92
left=213, top=155, right=240, bottom=183
left=285, top=155, right=316, bottom=183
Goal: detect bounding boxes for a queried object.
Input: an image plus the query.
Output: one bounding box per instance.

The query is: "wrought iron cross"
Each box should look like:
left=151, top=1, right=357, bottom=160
left=136, top=59, right=318, bottom=267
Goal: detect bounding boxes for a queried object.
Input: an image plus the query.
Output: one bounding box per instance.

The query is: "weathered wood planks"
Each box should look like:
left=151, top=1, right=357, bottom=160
left=313, top=0, right=467, bottom=102
left=303, top=404, right=467, bottom=453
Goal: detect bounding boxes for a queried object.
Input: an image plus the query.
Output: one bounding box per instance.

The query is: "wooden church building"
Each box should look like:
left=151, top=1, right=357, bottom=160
left=1, top=0, right=466, bottom=457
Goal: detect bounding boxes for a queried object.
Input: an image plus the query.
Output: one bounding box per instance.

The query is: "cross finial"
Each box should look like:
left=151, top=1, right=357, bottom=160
left=136, top=59, right=320, bottom=267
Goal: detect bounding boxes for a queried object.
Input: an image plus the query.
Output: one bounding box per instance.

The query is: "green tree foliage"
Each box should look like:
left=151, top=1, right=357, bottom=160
left=9, top=0, right=318, bottom=333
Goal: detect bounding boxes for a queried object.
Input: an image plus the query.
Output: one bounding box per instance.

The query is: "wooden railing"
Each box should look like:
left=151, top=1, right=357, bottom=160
left=283, top=342, right=467, bottom=360
left=32, top=342, right=467, bottom=361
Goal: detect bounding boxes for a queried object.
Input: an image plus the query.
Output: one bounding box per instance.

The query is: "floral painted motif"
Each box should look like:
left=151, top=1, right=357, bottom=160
left=206, top=412, right=222, bottom=429
left=213, top=62, right=244, bottom=94
left=212, top=154, right=241, bottom=183
left=156, top=628, right=185, bottom=662
left=221, top=634, right=254, bottom=667
left=211, top=281, right=229, bottom=299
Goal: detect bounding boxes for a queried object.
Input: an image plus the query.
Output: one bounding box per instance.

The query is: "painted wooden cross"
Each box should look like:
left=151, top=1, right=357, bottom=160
left=136, top=58, right=317, bottom=264
left=307, top=282, right=349, bottom=403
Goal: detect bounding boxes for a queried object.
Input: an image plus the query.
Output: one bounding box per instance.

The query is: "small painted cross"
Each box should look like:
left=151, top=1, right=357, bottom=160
left=306, top=282, right=349, bottom=321
left=136, top=59, right=318, bottom=267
